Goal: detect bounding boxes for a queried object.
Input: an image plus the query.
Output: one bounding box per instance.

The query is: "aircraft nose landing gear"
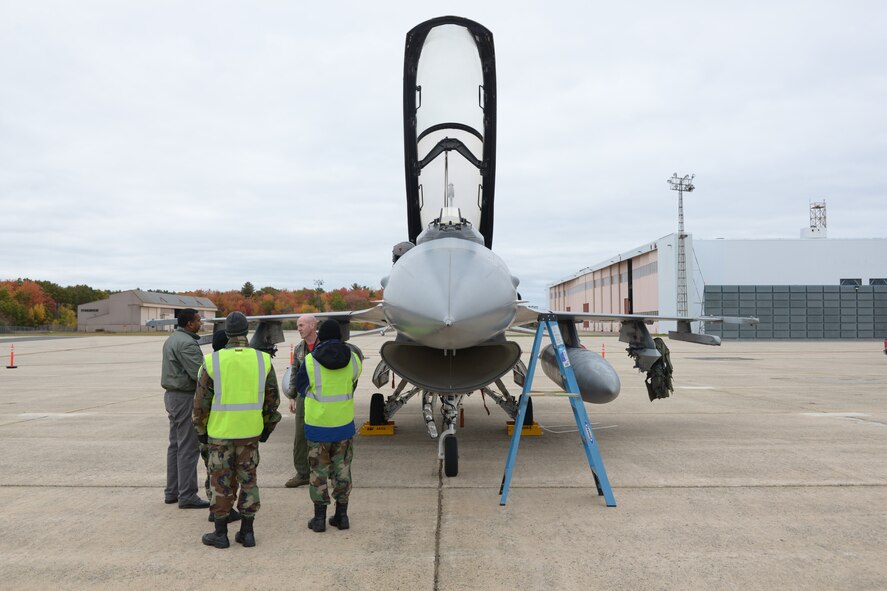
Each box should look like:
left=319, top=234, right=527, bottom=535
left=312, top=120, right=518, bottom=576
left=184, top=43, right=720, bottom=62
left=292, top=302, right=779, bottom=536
left=437, top=394, right=463, bottom=477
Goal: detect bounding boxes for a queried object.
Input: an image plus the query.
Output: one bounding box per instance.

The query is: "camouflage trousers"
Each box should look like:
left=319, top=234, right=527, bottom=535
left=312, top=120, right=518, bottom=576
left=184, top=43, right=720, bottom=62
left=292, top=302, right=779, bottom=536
left=206, top=439, right=261, bottom=519
left=307, top=439, right=353, bottom=506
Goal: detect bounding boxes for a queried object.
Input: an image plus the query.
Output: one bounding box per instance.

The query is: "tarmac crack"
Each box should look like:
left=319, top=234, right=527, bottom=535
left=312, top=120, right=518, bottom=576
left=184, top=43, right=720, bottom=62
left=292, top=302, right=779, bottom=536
left=64, top=394, right=156, bottom=413
left=0, top=395, right=157, bottom=428
left=433, top=459, right=443, bottom=591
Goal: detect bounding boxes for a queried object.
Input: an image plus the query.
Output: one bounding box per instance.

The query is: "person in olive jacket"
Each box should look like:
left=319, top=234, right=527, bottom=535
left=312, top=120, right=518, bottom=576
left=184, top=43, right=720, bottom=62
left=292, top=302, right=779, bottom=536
left=160, top=308, right=209, bottom=509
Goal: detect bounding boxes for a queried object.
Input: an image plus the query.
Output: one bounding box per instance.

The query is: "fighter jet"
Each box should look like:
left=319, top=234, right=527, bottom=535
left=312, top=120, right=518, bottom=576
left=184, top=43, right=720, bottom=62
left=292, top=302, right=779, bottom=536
left=148, top=16, right=755, bottom=477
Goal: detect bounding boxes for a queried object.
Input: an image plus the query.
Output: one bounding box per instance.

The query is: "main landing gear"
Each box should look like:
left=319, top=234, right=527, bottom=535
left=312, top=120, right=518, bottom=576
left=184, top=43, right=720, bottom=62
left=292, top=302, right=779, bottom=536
left=365, top=369, right=535, bottom=478
left=369, top=393, right=385, bottom=426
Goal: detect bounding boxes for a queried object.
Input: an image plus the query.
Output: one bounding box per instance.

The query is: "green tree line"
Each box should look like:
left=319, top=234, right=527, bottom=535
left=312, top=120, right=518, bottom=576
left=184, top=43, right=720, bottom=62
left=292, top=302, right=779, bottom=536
left=0, top=279, right=107, bottom=327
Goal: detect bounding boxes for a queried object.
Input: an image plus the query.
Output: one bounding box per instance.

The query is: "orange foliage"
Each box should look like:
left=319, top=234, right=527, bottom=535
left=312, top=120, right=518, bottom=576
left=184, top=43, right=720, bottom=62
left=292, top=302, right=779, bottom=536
left=0, top=279, right=59, bottom=326
left=0, top=279, right=382, bottom=328
left=180, top=286, right=382, bottom=318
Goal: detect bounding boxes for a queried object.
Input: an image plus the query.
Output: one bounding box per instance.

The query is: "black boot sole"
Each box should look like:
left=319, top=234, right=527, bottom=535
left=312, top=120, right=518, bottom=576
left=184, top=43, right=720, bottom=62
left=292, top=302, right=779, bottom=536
left=201, top=534, right=230, bottom=549
left=307, top=518, right=326, bottom=532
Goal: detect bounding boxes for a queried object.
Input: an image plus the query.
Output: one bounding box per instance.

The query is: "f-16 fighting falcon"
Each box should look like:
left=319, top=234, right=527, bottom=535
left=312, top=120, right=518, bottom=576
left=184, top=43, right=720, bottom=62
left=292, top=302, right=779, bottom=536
left=149, top=16, right=756, bottom=477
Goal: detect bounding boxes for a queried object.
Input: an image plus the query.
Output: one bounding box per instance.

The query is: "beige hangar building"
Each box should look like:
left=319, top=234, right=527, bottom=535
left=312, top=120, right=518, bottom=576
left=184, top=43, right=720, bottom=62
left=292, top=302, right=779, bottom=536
left=77, top=290, right=217, bottom=332
left=549, top=231, right=887, bottom=340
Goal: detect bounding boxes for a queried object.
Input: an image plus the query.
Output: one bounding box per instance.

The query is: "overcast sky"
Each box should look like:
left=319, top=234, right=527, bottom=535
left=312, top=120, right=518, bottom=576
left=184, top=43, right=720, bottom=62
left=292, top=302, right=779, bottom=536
left=1, top=1, right=884, bottom=305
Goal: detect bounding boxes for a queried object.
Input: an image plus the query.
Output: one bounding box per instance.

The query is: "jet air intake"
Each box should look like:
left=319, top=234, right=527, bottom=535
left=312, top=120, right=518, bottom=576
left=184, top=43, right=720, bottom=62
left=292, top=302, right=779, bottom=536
left=381, top=341, right=522, bottom=394
left=539, top=345, right=621, bottom=404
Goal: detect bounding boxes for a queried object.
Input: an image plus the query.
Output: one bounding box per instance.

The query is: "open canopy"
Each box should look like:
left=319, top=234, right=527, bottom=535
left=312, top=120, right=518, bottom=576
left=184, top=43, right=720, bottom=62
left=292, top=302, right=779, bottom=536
left=403, top=16, right=497, bottom=248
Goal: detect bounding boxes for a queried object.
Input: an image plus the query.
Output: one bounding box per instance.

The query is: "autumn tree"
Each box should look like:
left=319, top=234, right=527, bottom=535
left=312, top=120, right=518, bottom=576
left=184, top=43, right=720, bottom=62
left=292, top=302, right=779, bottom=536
left=0, top=279, right=57, bottom=327
left=1, top=279, right=383, bottom=328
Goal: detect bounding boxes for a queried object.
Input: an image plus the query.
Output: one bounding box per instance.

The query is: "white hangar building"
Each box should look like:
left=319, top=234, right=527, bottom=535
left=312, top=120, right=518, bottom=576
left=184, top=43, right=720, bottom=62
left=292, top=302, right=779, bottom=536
left=77, top=290, right=217, bottom=332
left=549, top=232, right=887, bottom=340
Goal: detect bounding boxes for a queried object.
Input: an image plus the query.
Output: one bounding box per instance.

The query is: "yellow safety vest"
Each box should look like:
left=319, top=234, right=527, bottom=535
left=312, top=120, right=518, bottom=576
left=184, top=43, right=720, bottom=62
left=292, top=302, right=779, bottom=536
left=304, top=352, right=362, bottom=428
left=205, top=347, right=271, bottom=439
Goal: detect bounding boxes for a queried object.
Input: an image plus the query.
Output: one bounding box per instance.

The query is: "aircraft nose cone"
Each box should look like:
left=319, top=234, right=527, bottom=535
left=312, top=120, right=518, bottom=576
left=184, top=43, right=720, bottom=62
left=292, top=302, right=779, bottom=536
left=383, top=238, right=518, bottom=349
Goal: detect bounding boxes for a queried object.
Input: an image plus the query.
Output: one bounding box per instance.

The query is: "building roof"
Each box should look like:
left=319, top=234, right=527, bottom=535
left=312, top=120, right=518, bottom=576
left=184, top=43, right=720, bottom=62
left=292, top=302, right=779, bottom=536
left=548, top=236, right=663, bottom=287
left=131, top=289, right=216, bottom=309
left=548, top=233, right=887, bottom=289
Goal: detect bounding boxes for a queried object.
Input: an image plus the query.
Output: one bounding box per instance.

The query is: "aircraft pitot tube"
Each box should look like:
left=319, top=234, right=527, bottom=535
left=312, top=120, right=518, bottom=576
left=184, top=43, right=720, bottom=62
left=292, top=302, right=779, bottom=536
left=539, top=345, right=621, bottom=404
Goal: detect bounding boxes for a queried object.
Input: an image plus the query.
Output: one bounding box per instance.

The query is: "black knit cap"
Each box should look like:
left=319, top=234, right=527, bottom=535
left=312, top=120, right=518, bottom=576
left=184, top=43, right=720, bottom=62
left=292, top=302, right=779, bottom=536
left=225, top=311, right=249, bottom=337
left=317, top=319, right=341, bottom=342
left=211, top=330, right=229, bottom=351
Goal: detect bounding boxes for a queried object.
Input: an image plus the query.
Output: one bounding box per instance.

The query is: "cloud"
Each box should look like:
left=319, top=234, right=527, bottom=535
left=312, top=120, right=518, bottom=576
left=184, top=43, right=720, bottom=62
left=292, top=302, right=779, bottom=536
left=1, top=1, right=885, bottom=307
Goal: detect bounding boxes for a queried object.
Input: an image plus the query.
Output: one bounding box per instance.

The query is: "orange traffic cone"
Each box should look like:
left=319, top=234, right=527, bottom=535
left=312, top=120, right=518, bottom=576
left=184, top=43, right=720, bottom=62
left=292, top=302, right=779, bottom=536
left=6, top=344, right=17, bottom=369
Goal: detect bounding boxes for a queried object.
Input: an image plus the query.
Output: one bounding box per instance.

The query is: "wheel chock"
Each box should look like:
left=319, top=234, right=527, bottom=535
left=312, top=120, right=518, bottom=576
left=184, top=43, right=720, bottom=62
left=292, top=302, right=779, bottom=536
left=359, top=421, right=396, bottom=436
left=506, top=421, right=542, bottom=436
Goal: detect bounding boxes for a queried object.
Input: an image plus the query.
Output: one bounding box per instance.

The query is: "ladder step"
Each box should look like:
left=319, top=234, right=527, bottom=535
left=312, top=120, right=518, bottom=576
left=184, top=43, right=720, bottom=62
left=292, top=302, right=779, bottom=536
left=526, top=390, right=580, bottom=398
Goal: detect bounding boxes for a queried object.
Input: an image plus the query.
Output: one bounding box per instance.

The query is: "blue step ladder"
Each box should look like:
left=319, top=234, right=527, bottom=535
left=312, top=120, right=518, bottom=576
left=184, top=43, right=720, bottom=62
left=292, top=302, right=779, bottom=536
left=499, top=314, right=617, bottom=507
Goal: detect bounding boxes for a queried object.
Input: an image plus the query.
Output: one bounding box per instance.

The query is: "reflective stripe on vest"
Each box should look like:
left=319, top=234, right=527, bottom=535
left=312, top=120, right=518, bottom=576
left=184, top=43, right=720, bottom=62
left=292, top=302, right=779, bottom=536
left=307, top=352, right=360, bottom=402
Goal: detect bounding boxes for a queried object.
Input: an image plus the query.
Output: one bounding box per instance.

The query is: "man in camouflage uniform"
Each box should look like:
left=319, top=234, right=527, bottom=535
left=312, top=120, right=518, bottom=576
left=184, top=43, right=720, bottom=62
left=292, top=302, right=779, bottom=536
left=294, top=319, right=362, bottom=532
left=197, top=329, right=241, bottom=524
left=193, top=312, right=281, bottom=548
left=284, top=314, right=318, bottom=488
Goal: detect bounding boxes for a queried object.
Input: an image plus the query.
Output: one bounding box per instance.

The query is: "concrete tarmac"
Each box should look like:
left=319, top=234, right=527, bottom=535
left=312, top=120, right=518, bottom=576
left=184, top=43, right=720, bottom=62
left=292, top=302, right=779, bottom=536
left=0, top=333, right=885, bottom=590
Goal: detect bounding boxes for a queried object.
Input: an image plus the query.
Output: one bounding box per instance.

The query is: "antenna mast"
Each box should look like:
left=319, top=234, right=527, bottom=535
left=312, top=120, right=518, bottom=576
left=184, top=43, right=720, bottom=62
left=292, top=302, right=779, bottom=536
left=668, top=173, right=695, bottom=317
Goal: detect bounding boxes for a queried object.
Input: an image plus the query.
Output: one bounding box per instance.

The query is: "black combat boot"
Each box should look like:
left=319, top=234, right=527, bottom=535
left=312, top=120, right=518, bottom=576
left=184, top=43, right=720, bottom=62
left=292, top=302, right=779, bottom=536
left=307, top=503, right=327, bottom=532
left=234, top=516, right=255, bottom=547
left=207, top=509, right=242, bottom=523
left=201, top=518, right=229, bottom=549
left=328, top=502, right=349, bottom=530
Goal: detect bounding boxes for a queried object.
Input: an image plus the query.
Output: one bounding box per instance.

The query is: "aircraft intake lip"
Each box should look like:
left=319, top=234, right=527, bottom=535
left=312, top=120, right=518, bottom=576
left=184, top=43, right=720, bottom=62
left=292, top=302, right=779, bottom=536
left=380, top=340, right=522, bottom=393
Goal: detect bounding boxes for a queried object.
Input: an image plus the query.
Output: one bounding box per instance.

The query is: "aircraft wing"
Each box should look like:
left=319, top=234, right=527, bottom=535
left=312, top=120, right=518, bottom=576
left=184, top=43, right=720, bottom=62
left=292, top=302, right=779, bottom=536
left=512, top=303, right=758, bottom=348
left=539, top=310, right=757, bottom=325
left=513, top=303, right=756, bottom=326
left=146, top=304, right=388, bottom=328
left=147, top=304, right=389, bottom=356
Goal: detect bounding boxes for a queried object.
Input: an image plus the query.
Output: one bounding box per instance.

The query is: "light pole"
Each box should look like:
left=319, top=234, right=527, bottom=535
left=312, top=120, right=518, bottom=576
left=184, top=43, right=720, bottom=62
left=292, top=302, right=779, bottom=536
left=667, top=173, right=695, bottom=317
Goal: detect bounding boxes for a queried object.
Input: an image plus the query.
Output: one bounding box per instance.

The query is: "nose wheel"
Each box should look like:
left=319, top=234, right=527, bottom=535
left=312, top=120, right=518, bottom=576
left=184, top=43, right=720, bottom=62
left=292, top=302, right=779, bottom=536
left=443, top=434, right=458, bottom=477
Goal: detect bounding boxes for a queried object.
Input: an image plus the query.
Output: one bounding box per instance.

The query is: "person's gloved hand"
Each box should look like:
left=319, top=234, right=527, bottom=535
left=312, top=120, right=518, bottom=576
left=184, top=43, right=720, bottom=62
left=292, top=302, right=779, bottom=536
left=259, top=428, right=271, bottom=443
left=197, top=433, right=208, bottom=445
